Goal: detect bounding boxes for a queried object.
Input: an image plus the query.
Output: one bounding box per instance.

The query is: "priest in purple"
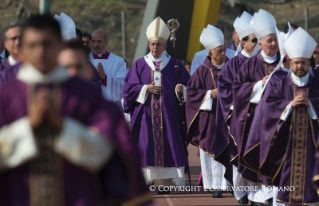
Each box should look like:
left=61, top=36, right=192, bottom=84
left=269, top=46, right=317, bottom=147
left=0, top=15, right=150, bottom=206
left=123, top=17, right=190, bottom=191
left=186, top=25, right=230, bottom=198
left=243, top=24, right=295, bottom=179
left=258, top=28, right=319, bottom=205
left=232, top=9, right=279, bottom=205
left=215, top=11, right=266, bottom=205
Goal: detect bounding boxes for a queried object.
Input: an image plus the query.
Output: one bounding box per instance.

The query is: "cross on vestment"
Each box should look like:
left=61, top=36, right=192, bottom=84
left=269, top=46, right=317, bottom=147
left=154, top=103, right=159, bottom=110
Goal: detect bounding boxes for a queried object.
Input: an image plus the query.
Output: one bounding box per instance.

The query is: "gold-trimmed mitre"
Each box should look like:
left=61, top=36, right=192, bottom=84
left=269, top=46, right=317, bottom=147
left=146, top=17, right=170, bottom=44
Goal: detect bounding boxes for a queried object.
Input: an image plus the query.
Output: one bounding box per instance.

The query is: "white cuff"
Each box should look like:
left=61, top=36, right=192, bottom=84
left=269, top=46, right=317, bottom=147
left=309, top=101, right=318, bottom=120
left=230, top=104, right=234, bottom=111
left=250, top=80, right=263, bottom=104
left=0, top=117, right=38, bottom=170
left=55, top=117, right=113, bottom=172
left=200, top=90, right=213, bottom=111
left=136, top=84, right=149, bottom=104
left=175, top=85, right=187, bottom=102
left=280, top=102, right=293, bottom=121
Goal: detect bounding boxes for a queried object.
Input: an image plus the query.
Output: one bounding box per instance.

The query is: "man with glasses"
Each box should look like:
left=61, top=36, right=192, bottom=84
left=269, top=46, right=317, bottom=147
left=0, top=23, right=22, bottom=71
left=123, top=17, right=190, bottom=194
left=232, top=9, right=280, bottom=205
left=0, top=22, right=22, bottom=85
left=214, top=11, right=266, bottom=205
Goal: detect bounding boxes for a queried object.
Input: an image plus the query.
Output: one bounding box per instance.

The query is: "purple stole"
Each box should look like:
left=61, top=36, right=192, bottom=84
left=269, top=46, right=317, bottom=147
left=152, top=61, right=164, bottom=166
left=291, top=87, right=308, bottom=204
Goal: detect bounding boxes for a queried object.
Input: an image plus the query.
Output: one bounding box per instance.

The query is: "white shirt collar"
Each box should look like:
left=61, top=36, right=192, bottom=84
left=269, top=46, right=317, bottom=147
left=8, top=55, right=18, bottom=66
left=261, top=50, right=277, bottom=64
left=211, top=61, right=225, bottom=70
left=17, top=64, right=70, bottom=84
left=291, top=71, right=309, bottom=86
left=93, top=50, right=107, bottom=58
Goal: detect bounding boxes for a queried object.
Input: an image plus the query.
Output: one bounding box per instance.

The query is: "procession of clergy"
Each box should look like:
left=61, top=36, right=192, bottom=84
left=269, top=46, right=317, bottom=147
left=0, top=7, right=319, bottom=206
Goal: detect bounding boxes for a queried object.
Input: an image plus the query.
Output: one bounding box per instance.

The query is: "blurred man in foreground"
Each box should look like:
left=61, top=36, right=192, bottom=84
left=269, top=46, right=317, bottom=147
left=0, top=14, right=150, bottom=206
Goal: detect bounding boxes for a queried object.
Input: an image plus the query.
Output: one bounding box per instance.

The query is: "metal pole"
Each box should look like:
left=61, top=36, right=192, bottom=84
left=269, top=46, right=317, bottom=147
left=39, top=0, right=50, bottom=15
left=121, top=10, right=126, bottom=60
left=304, top=6, right=308, bottom=32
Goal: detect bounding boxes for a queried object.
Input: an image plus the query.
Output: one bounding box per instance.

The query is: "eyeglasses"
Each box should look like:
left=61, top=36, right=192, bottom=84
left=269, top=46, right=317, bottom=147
left=251, top=38, right=258, bottom=43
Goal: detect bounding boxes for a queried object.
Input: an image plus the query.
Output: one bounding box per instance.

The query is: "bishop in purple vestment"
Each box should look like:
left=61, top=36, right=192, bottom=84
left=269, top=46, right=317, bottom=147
left=232, top=9, right=281, bottom=205
left=123, top=17, right=190, bottom=189
left=258, top=27, right=319, bottom=205
left=215, top=10, right=272, bottom=204
left=186, top=25, right=230, bottom=198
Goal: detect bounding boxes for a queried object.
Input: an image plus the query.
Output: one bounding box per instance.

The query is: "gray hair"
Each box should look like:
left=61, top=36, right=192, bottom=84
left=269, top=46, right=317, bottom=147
left=4, top=22, right=22, bottom=40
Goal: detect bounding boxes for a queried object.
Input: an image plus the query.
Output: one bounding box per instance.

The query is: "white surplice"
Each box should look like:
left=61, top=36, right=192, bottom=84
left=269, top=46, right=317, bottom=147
left=89, top=51, right=127, bottom=108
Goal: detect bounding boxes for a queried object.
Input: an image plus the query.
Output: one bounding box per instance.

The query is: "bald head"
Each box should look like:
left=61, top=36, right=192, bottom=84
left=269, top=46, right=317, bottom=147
left=92, top=30, right=107, bottom=40
left=91, top=30, right=108, bottom=54
left=0, top=31, right=4, bottom=53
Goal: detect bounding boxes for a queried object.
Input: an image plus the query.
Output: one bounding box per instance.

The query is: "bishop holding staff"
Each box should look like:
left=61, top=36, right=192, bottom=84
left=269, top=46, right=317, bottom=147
left=186, top=25, right=230, bottom=198
left=123, top=17, right=190, bottom=192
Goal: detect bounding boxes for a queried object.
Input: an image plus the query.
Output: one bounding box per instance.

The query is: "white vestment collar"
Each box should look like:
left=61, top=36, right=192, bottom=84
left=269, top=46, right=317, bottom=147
left=241, top=49, right=251, bottom=58
left=261, top=50, right=277, bottom=64
left=93, top=50, right=107, bottom=58
left=211, top=61, right=225, bottom=70
left=17, top=64, right=70, bottom=84
left=144, top=51, right=170, bottom=71
left=291, top=70, right=309, bottom=86
left=8, top=55, right=18, bottom=66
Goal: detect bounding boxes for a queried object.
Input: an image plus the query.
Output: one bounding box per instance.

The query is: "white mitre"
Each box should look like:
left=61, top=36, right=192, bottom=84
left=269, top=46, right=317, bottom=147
left=233, top=11, right=253, bottom=40
left=250, top=9, right=276, bottom=40
left=54, top=12, right=76, bottom=42
left=200, top=24, right=224, bottom=52
left=277, top=22, right=294, bottom=56
left=284, top=27, right=317, bottom=59
left=146, top=17, right=170, bottom=44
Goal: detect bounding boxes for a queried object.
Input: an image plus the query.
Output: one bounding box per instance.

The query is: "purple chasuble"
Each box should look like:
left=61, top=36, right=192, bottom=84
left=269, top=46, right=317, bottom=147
left=123, top=56, right=190, bottom=168
left=0, top=59, right=12, bottom=71
left=0, top=77, right=150, bottom=206
left=232, top=52, right=280, bottom=183
left=186, top=56, right=226, bottom=155
left=243, top=69, right=289, bottom=179
left=0, top=62, right=21, bottom=86
left=214, top=53, right=248, bottom=182
left=258, top=75, right=319, bottom=204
